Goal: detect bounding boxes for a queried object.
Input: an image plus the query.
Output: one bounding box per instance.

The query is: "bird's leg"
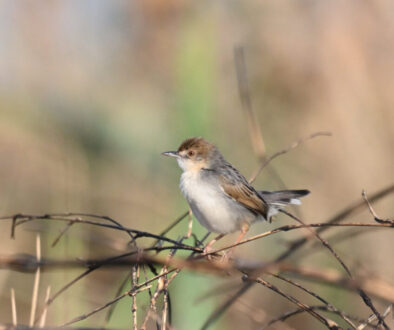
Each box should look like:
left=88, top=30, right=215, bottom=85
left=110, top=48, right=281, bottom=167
left=221, top=222, right=249, bottom=262
left=183, top=208, right=193, bottom=239
left=203, top=233, right=225, bottom=260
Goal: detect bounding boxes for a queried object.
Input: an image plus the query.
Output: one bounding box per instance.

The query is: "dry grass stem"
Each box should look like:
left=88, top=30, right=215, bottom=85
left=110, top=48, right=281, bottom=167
left=29, top=234, right=41, bottom=327
left=10, top=288, right=17, bottom=327
left=38, top=286, right=51, bottom=328
left=131, top=265, right=138, bottom=330
left=234, top=46, right=265, bottom=158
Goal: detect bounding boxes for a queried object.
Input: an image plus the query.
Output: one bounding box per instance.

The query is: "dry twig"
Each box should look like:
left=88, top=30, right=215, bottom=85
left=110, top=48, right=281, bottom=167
left=249, top=131, right=332, bottom=183
left=362, top=190, right=394, bottom=225
left=246, top=275, right=341, bottom=329
left=10, top=288, right=17, bottom=327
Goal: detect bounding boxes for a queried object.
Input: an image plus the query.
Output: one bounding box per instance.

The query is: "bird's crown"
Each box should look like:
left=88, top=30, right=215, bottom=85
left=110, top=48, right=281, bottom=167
left=177, top=137, right=223, bottom=168
left=178, top=137, right=214, bottom=154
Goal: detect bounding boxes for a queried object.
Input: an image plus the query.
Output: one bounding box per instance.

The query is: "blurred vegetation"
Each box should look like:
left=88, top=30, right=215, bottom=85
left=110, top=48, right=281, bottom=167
left=0, top=1, right=393, bottom=329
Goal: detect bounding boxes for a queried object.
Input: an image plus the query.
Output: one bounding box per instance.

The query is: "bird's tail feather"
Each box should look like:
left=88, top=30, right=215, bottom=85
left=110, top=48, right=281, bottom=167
left=258, top=189, right=310, bottom=222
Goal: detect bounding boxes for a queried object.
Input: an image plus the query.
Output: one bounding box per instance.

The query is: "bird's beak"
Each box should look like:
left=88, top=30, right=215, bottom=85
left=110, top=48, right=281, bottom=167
left=161, top=151, right=180, bottom=158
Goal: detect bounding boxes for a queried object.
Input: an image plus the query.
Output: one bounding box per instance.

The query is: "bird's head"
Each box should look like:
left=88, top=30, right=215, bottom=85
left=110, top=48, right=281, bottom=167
left=162, top=137, right=222, bottom=172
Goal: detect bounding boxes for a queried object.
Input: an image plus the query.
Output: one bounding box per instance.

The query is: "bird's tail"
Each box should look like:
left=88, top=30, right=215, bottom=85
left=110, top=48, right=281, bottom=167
left=258, top=189, right=310, bottom=222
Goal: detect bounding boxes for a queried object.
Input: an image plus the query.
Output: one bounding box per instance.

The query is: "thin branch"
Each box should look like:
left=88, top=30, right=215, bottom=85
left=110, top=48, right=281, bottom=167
left=362, top=190, right=394, bottom=225
left=199, top=262, right=394, bottom=304
left=280, top=265, right=394, bottom=303
left=61, top=286, right=148, bottom=327
left=280, top=183, right=394, bottom=261
left=279, top=210, right=353, bottom=276
left=105, top=210, right=189, bottom=324
left=358, top=304, right=393, bottom=330
left=60, top=271, right=173, bottom=327
left=0, top=213, right=198, bottom=250
left=201, top=282, right=254, bottom=330
left=1, top=223, right=392, bottom=274
left=35, top=250, right=151, bottom=324
left=272, top=273, right=357, bottom=329
left=261, top=305, right=374, bottom=330
left=4, top=212, right=135, bottom=242
left=152, top=211, right=189, bottom=246
left=294, top=227, right=383, bottom=260
left=279, top=209, right=389, bottom=330
left=199, top=222, right=392, bottom=259
left=105, top=273, right=131, bottom=323
left=249, top=131, right=332, bottom=183
left=51, top=221, right=74, bottom=247
left=248, top=275, right=340, bottom=329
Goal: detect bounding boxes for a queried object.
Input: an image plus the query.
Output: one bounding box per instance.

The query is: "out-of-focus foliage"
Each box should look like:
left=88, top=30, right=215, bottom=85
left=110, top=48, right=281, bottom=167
left=0, top=1, right=393, bottom=329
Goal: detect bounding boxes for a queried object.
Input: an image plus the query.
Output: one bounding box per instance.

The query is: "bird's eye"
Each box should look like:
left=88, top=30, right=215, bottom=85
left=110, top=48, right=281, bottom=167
left=187, top=150, right=195, bottom=157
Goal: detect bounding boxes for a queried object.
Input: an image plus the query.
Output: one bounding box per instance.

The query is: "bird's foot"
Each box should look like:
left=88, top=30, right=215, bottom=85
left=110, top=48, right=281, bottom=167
left=203, top=245, right=216, bottom=261
left=203, top=233, right=225, bottom=261
left=219, top=250, right=233, bottom=264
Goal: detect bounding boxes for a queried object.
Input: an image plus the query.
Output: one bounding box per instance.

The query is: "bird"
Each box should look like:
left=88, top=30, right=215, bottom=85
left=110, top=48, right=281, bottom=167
left=162, top=137, right=309, bottom=257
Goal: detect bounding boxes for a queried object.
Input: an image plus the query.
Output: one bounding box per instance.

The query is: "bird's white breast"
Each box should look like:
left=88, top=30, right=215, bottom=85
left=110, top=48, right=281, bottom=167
left=179, top=171, right=250, bottom=233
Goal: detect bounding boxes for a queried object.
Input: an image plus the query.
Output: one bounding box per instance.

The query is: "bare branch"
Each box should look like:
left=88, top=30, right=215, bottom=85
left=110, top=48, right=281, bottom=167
left=279, top=210, right=389, bottom=330
left=247, top=275, right=341, bottom=329
left=272, top=273, right=357, bottom=329
left=261, top=305, right=374, bottom=330
left=0, top=213, right=197, bottom=250
left=51, top=221, right=75, bottom=247
left=362, top=190, right=394, bottom=225
left=249, top=131, right=332, bottom=183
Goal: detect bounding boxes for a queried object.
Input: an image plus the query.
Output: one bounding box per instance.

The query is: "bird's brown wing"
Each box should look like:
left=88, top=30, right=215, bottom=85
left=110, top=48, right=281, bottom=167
left=219, top=176, right=268, bottom=217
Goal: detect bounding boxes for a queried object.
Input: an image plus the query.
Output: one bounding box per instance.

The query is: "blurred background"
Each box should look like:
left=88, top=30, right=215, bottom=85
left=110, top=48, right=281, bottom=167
left=0, top=1, right=393, bottom=329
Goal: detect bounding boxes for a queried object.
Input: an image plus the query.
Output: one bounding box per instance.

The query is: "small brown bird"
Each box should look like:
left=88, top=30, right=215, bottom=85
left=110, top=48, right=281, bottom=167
left=163, top=137, right=309, bottom=255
